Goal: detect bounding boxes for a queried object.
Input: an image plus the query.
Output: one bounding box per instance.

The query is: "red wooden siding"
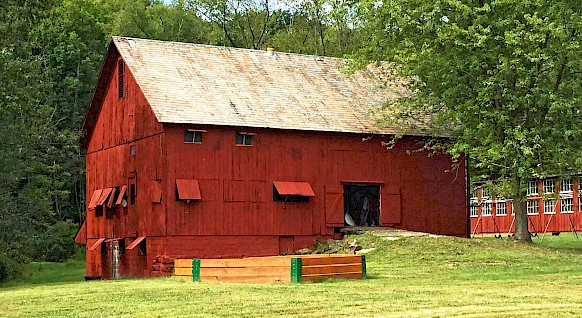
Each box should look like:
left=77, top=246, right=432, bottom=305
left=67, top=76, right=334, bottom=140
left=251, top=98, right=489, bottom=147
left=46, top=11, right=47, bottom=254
left=82, top=52, right=467, bottom=279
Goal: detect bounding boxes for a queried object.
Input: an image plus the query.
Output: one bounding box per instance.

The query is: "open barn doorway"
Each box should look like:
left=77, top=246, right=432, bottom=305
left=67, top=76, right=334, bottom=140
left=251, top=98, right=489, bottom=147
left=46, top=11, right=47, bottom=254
left=343, top=184, right=380, bottom=226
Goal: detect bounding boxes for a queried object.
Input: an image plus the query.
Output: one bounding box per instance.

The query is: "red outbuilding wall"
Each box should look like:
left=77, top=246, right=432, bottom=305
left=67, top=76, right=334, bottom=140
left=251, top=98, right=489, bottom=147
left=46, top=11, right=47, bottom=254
left=470, top=180, right=582, bottom=236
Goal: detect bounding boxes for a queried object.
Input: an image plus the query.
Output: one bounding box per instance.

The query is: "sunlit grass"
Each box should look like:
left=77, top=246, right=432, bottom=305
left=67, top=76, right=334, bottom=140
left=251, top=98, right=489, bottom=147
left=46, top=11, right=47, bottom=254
left=1, top=234, right=581, bottom=317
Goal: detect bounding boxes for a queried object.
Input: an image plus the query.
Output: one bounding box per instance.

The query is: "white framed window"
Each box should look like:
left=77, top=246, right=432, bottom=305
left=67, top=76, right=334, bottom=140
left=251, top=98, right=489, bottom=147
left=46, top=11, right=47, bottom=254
left=527, top=200, right=539, bottom=215
left=543, top=199, right=556, bottom=214
left=542, top=179, right=555, bottom=194
left=481, top=187, right=489, bottom=199
left=561, top=178, right=573, bottom=193
left=482, top=202, right=492, bottom=216
left=470, top=204, right=478, bottom=217
left=509, top=201, right=515, bottom=215
left=527, top=180, right=538, bottom=196
left=561, top=198, right=574, bottom=214
left=496, top=202, right=507, bottom=216
left=470, top=189, right=478, bottom=201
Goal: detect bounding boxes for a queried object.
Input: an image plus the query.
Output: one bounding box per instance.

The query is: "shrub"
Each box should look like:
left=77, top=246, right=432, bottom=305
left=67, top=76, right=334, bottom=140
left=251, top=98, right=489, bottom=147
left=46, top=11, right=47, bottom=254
left=0, top=252, right=21, bottom=283
left=33, top=220, right=79, bottom=262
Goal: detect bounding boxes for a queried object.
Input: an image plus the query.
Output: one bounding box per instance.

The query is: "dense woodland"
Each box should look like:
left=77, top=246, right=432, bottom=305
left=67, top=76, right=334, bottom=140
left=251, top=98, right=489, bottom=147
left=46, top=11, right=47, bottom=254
left=0, top=0, right=580, bottom=281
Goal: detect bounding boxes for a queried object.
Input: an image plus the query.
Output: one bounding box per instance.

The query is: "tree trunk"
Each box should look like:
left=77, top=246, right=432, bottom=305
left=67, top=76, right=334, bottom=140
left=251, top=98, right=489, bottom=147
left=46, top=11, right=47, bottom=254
left=512, top=175, right=532, bottom=242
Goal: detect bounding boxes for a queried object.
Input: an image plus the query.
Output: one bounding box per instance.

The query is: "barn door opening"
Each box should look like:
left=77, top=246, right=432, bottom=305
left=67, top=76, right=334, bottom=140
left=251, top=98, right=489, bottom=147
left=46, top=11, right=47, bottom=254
left=343, top=184, right=380, bottom=226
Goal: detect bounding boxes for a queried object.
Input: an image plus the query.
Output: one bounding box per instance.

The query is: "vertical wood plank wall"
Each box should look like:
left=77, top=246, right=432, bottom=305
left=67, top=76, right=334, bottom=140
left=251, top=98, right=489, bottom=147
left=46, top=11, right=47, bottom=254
left=82, top=54, right=468, bottom=279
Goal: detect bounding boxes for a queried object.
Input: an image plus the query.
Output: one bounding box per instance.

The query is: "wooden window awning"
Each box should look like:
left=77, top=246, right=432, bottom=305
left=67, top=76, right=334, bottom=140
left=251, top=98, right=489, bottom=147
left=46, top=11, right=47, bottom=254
left=176, top=179, right=201, bottom=200
left=88, top=189, right=104, bottom=209
left=88, top=238, right=105, bottom=251
left=115, top=185, right=127, bottom=206
left=127, top=236, right=146, bottom=250
left=97, top=188, right=114, bottom=206
left=273, top=182, right=315, bottom=197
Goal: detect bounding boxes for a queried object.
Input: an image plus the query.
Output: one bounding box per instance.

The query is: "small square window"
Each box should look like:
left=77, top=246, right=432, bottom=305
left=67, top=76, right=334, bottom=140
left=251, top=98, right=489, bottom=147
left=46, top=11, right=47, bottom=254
left=481, top=202, right=492, bottom=216
left=184, top=130, right=203, bottom=143
left=236, top=132, right=253, bottom=146
left=527, top=200, right=539, bottom=215
left=561, top=198, right=574, bottom=213
left=273, top=185, right=309, bottom=202
left=470, top=202, right=478, bottom=217
left=480, top=187, right=489, bottom=199
left=543, top=199, right=556, bottom=214
left=542, top=179, right=555, bottom=194
left=561, top=179, right=573, bottom=193
left=138, top=238, right=147, bottom=256
left=496, top=202, right=507, bottom=216
left=527, top=180, right=538, bottom=196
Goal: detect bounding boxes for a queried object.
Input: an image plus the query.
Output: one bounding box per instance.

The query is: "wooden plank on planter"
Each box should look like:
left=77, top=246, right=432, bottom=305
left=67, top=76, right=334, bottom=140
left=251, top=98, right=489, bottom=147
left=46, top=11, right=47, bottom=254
left=174, top=259, right=193, bottom=268
left=302, top=263, right=363, bottom=275
left=301, top=255, right=361, bottom=266
left=202, top=275, right=291, bottom=284
left=200, top=266, right=289, bottom=277
left=174, top=267, right=195, bottom=276
left=201, top=257, right=290, bottom=268
left=302, top=271, right=363, bottom=282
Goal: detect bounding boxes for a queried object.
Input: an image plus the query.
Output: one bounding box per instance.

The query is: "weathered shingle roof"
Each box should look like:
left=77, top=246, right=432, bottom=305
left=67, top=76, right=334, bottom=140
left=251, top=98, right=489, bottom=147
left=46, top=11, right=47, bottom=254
left=112, top=36, right=421, bottom=135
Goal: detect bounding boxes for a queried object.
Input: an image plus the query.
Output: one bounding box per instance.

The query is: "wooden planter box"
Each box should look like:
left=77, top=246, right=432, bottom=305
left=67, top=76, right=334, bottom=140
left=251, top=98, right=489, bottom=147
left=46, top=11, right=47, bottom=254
left=174, top=254, right=367, bottom=284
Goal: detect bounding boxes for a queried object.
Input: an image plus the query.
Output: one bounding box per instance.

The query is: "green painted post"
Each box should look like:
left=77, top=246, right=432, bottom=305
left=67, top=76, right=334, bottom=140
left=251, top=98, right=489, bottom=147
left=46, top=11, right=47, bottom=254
left=192, top=258, right=201, bottom=282
left=290, top=258, right=302, bottom=283
left=361, top=255, right=367, bottom=279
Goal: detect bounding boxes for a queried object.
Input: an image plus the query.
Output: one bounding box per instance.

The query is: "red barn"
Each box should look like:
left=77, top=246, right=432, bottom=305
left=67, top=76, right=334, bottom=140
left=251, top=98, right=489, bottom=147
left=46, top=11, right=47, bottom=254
left=77, top=37, right=468, bottom=279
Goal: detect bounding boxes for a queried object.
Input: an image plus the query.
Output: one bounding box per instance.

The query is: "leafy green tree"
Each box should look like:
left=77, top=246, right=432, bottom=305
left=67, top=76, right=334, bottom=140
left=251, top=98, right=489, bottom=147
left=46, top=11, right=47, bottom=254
left=354, top=0, right=582, bottom=241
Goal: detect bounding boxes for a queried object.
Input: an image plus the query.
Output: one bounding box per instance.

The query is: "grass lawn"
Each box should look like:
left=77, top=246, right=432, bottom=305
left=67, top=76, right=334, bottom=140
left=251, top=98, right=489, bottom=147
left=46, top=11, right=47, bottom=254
left=1, top=233, right=581, bottom=317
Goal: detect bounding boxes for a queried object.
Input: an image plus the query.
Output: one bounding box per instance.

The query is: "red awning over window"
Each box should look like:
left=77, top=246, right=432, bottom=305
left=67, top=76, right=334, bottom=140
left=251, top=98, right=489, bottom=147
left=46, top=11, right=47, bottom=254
left=273, top=182, right=315, bottom=197
left=106, top=188, right=117, bottom=208
left=88, top=238, right=105, bottom=251
left=97, top=188, right=114, bottom=206
left=127, top=236, right=146, bottom=250
left=115, top=185, right=127, bottom=206
left=88, top=189, right=103, bottom=209
left=176, top=179, right=201, bottom=200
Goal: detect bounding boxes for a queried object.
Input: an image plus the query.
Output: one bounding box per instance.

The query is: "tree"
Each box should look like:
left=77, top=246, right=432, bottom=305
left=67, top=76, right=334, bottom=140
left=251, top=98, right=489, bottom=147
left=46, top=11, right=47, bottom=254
left=354, top=0, right=582, bottom=241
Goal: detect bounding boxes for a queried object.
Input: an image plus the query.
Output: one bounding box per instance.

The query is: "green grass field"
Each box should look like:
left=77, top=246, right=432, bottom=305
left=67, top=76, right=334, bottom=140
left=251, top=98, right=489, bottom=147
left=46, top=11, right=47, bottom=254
left=1, top=233, right=581, bottom=317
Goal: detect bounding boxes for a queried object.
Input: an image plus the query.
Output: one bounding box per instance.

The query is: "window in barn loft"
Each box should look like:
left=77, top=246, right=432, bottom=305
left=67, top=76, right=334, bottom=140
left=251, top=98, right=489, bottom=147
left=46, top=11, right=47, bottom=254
left=184, top=130, right=204, bottom=143
left=138, top=238, right=147, bottom=256
left=236, top=132, right=254, bottom=146
left=118, top=59, right=125, bottom=98
left=129, top=177, right=137, bottom=205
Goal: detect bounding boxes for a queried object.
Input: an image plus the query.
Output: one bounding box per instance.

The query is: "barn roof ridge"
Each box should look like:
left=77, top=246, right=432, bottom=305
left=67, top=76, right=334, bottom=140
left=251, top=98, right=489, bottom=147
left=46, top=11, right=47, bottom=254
left=112, top=36, right=344, bottom=61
